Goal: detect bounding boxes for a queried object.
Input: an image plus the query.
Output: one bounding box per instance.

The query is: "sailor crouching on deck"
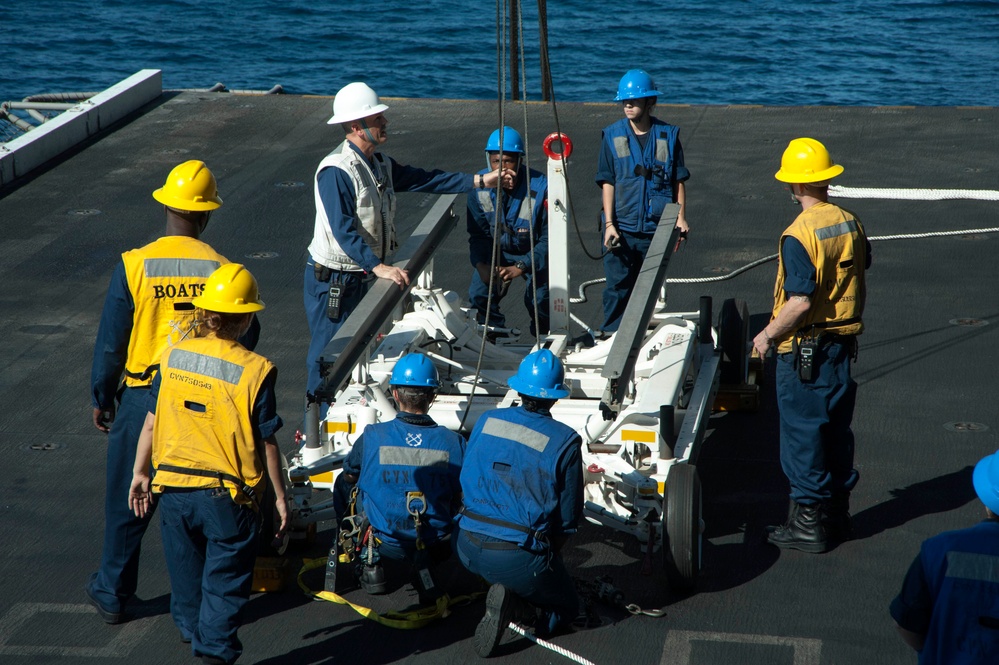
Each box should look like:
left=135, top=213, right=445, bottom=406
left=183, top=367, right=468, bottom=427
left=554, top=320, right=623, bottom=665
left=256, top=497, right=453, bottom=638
left=304, top=82, right=513, bottom=413
left=87, top=161, right=259, bottom=625
left=753, top=138, right=871, bottom=554
left=468, top=126, right=550, bottom=337
left=454, top=349, right=584, bottom=658
left=333, top=353, right=465, bottom=604
left=890, top=450, right=999, bottom=663
left=128, top=264, right=287, bottom=665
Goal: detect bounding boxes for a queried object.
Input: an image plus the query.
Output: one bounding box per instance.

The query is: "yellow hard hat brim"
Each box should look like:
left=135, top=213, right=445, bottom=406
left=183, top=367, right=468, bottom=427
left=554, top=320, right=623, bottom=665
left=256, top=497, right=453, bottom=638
left=152, top=188, right=223, bottom=211
left=774, top=163, right=844, bottom=184
left=191, top=296, right=265, bottom=314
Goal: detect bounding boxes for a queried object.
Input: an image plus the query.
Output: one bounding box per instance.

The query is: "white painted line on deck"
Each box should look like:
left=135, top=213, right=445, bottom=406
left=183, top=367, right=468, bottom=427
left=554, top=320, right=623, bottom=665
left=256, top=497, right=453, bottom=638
left=830, top=185, right=999, bottom=201
left=660, top=629, right=822, bottom=665
left=0, top=603, right=157, bottom=658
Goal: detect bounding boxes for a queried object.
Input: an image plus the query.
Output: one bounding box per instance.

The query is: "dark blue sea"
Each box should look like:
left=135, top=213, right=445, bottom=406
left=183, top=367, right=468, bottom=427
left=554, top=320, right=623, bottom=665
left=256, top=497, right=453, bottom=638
left=2, top=0, right=998, bottom=106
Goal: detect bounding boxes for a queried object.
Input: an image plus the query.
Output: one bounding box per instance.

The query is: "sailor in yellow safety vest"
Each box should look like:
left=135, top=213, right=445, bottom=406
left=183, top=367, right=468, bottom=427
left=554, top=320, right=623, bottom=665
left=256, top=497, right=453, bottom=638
left=128, top=263, right=286, bottom=665
left=87, top=161, right=259, bottom=626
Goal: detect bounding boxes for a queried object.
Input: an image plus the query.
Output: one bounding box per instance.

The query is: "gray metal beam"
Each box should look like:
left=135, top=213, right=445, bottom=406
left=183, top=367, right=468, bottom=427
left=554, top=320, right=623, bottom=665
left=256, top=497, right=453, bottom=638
left=314, top=194, right=460, bottom=400
left=600, top=204, right=681, bottom=413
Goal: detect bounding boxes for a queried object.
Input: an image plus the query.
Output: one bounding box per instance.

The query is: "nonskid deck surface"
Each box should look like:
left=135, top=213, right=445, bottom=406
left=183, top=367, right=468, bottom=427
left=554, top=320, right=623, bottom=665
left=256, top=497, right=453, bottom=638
left=1, top=93, right=996, bottom=664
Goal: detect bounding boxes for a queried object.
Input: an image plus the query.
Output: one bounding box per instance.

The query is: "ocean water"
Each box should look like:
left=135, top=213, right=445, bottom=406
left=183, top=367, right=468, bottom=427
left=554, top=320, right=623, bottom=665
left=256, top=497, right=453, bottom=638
left=2, top=0, right=998, bottom=106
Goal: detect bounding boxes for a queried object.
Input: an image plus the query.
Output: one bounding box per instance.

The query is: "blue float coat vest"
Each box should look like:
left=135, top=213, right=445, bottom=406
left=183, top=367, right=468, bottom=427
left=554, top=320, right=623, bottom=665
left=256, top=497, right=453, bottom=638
left=604, top=117, right=683, bottom=234
left=472, top=167, right=548, bottom=263
left=459, top=406, right=578, bottom=551
left=356, top=415, right=465, bottom=548
left=916, top=520, right=999, bottom=664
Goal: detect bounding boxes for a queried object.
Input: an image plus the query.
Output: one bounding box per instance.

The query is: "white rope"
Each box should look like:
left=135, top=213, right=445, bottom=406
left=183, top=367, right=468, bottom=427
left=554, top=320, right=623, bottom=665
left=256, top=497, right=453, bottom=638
left=569, top=225, right=999, bottom=298
left=507, top=622, right=598, bottom=665
left=830, top=185, right=999, bottom=201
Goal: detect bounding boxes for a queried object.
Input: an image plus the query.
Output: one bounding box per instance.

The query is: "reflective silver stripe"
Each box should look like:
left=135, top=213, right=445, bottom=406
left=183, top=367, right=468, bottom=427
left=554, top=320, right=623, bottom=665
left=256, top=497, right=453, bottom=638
left=517, top=197, right=532, bottom=223
left=481, top=417, right=550, bottom=453
left=814, top=219, right=859, bottom=241
left=613, top=136, right=630, bottom=159
left=379, top=447, right=449, bottom=467
left=168, top=349, right=244, bottom=385
left=477, top=190, right=494, bottom=214
left=655, top=138, right=670, bottom=163
left=144, top=258, right=221, bottom=278
left=946, top=551, right=999, bottom=583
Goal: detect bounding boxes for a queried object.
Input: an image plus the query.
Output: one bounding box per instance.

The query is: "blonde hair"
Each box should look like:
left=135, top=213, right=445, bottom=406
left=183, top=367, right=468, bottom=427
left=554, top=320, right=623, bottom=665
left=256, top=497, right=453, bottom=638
left=194, top=308, right=253, bottom=341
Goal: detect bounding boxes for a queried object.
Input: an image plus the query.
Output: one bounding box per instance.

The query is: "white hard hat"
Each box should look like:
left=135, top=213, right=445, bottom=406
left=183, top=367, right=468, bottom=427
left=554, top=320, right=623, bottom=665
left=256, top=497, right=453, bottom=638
left=327, top=82, right=389, bottom=125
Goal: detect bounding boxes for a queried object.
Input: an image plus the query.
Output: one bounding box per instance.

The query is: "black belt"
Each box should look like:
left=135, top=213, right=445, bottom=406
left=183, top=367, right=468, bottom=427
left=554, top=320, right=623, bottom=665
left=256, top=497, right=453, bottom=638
left=460, top=507, right=547, bottom=545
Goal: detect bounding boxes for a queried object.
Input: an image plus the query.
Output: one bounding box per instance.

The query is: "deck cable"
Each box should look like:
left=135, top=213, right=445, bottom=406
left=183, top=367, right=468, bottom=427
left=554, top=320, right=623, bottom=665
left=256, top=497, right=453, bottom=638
left=507, top=622, right=599, bottom=665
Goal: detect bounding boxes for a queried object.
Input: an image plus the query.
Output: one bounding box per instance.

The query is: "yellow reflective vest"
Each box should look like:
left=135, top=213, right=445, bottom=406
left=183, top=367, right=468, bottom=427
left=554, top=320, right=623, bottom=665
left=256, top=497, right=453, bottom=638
left=121, top=236, right=228, bottom=387
left=771, top=202, right=867, bottom=354
left=151, top=334, right=275, bottom=507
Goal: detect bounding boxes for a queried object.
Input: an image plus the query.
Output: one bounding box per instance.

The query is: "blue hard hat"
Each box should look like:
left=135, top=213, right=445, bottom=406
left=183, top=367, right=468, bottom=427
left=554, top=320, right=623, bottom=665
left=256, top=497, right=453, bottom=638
left=508, top=349, right=570, bottom=399
left=614, top=69, right=661, bottom=102
left=973, top=451, right=999, bottom=515
left=485, top=126, right=525, bottom=154
left=390, top=353, right=440, bottom=388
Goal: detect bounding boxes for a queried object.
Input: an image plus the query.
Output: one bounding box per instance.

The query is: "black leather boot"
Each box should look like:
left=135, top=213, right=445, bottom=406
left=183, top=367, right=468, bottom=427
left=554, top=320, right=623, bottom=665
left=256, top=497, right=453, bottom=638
left=767, top=502, right=828, bottom=553
left=766, top=499, right=799, bottom=535
left=823, top=493, right=855, bottom=543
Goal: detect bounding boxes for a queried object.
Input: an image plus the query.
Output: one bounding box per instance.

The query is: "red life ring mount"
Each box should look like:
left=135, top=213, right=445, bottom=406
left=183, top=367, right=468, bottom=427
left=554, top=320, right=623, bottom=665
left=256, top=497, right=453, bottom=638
left=543, top=132, right=573, bottom=160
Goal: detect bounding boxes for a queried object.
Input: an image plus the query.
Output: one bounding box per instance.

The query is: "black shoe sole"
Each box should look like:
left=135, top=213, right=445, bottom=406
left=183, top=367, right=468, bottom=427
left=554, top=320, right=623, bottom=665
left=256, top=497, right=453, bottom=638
left=474, top=585, right=512, bottom=658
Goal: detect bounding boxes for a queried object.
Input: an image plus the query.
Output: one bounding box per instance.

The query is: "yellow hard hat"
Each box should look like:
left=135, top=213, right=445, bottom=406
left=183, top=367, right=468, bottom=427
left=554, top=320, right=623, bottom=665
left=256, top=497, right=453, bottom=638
left=192, top=263, right=265, bottom=314
left=152, top=160, right=223, bottom=211
left=774, top=138, right=844, bottom=184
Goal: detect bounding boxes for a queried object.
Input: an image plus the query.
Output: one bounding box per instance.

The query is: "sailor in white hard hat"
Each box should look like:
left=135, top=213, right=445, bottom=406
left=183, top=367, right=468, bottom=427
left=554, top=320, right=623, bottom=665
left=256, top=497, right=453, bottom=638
left=304, top=82, right=513, bottom=413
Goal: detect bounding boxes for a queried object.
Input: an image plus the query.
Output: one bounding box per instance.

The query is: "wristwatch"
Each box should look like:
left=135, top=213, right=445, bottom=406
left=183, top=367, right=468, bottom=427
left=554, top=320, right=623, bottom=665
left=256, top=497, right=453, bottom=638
left=514, top=261, right=528, bottom=272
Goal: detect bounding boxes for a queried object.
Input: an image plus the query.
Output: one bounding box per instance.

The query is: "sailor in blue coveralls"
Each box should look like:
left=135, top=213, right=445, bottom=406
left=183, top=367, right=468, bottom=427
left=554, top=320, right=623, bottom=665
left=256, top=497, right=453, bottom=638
left=890, top=450, right=999, bottom=664
left=468, top=126, right=549, bottom=336
left=753, top=138, right=870, bottom=554
left=87, top=161, right=260, bottom=625
left=335, top=353, right=465, bottom=603
left=596, top=69, right=690, bottom=333
left=454, top=349, right=583, bottom=657
left=305, top=82, right=510, bottom=409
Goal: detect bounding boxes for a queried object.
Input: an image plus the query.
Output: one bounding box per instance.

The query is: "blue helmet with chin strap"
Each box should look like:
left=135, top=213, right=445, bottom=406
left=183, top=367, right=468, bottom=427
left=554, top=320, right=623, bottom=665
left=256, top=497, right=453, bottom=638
left=507, top=349, right=570, bottom=399
left=485, top=126, right=525, bottom=154
left=390, top=353, right=440, bottom=388
left=615, top=69, right=661, bottom=102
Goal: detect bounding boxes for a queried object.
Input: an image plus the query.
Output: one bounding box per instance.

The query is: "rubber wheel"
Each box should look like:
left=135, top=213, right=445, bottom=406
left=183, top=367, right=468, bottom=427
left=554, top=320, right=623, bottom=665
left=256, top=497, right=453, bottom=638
left=718, top=298, right=750, bottom=385
left=662, top=463, right=703, bottom=590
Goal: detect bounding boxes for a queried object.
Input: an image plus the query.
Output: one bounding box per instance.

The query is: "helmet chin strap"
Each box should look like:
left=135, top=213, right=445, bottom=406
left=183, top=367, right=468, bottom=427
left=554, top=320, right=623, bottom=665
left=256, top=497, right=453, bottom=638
left=358, top=118, right=379, bottom=145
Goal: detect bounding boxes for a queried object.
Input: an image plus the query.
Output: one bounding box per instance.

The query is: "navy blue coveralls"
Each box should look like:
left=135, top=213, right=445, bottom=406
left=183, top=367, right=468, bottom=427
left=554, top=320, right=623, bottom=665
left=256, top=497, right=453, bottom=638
left=467, top=165, right=549, bottom=335
left=776, top=238, right=869, bottom=506
left=595, top=117, right=689, bottom=332
left=454, top=404, right=583, bottom=635
left=88, top=261, right=259, bottom=616
left=340, top=412, right=465, bottom=563
left=304, top=144, right=473, bottom=400
left=147, top=364, right=281, bottom=664
left=890, top=519, right=999, bottom=664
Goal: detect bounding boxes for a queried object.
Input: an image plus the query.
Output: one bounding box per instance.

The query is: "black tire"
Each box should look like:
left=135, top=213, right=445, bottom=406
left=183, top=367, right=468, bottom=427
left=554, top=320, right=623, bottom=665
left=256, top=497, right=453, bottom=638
left=662, top=463, right=703, bottom=590
left=718, top=298, right=750, bottom=385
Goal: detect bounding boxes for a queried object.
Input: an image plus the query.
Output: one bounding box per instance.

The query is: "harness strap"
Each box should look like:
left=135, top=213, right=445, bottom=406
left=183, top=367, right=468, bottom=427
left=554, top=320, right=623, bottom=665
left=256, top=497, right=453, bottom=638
left=155, top=463, right=258, bottom=509
left=124, top=363, right=160, bottom=382
left=460, top=507, right=546, bottom=544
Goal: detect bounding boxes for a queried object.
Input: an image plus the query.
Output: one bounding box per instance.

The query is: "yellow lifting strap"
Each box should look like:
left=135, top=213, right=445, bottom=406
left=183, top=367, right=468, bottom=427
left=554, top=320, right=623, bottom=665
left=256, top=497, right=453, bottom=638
left=297, top=557, right=484, bottom=630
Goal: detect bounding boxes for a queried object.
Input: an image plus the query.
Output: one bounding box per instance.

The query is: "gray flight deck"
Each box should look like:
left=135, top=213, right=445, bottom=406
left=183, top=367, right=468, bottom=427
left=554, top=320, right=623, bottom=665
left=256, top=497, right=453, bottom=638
left=1, top=90, right=997, bottom=664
